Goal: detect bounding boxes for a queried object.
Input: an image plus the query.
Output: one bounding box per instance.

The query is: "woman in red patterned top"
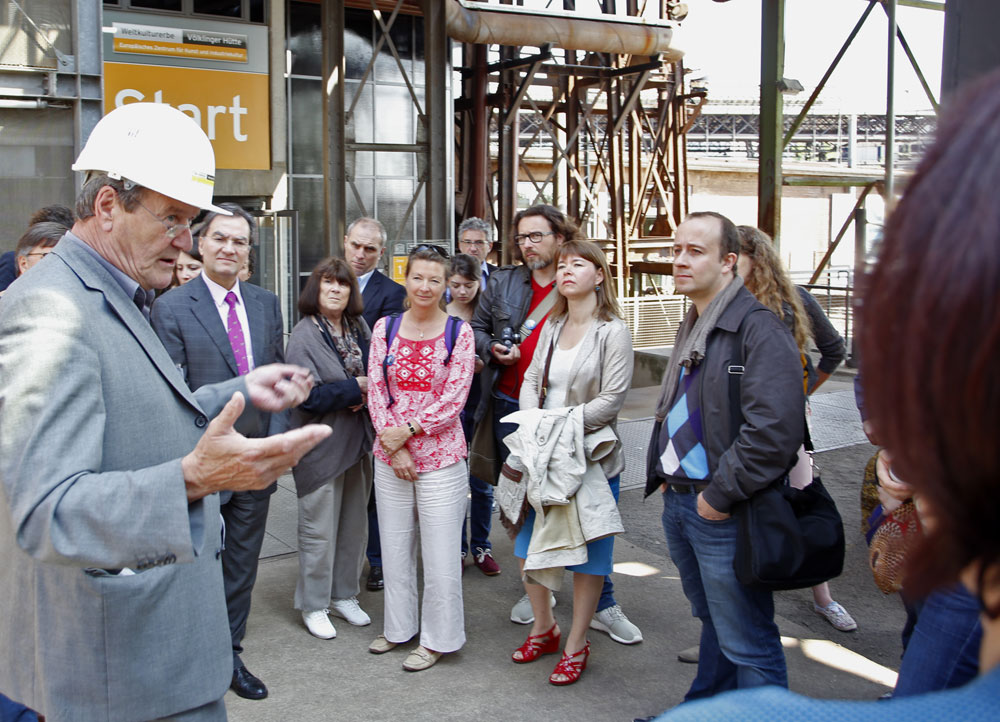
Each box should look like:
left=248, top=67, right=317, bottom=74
left=365, top=245, right=476, bottom=672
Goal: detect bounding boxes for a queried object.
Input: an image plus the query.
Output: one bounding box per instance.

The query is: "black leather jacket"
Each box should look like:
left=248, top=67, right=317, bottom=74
left=470, top=264, right=536, bottom=422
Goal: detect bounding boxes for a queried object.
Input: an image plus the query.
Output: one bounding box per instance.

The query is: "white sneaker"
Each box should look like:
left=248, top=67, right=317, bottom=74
left=331, top=596, right=371, bottom=626
left=590, top=604, right=643, bottom=644
left=509, top=592, right=556, bottom=625
left=302, top=609, right=336, bottom=639
left=814, top=601, right=858, bottom=632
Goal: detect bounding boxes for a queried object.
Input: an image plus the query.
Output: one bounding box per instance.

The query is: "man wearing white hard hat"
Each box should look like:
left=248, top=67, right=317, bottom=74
left=0, top=102, right=330, bottom=721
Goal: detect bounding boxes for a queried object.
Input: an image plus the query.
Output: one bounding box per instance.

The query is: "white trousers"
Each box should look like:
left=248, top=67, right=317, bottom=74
left=374, top=458, right=468, bottom=653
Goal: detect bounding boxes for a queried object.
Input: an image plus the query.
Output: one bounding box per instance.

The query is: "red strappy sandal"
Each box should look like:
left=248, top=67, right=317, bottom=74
left=512, top=623, right=560, bottom=663
left=549, top=641, right=590, bottom=685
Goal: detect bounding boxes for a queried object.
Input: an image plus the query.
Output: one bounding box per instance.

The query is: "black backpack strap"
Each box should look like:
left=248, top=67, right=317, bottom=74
left=727, top=307, right=775, bottom=443
left=728, top=307, right=810, bottom=463
left=382, top=313, right=403, bottom=408
left=727, top=312, right=750, bottom=446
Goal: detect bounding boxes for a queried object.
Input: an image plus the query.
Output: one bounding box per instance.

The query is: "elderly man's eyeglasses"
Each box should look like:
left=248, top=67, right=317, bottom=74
left=136, top=199, right=193, bottom=240
left=460, top=239, right=489, bottom=248
left=206, top=231, right=251, bottom=249
left=411, top=243, right=449, bottom=258
left=514, top=231, right=555, bottom=246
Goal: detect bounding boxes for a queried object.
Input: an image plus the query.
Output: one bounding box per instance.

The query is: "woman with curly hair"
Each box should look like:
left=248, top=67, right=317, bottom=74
left=736, top=225, right=855, bottom=633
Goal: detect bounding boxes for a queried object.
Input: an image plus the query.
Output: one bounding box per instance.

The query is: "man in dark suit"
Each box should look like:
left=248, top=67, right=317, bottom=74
left=347, top=217, right=406, bottom=330
left=152, top=203, right=286, bottom=702
left=343, top=216, right=404, bottom=591
left=457, top=216, right=497, bottom=289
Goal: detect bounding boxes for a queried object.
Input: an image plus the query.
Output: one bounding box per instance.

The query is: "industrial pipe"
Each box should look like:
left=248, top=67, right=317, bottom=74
left=445, top=0, right=683, bottom=61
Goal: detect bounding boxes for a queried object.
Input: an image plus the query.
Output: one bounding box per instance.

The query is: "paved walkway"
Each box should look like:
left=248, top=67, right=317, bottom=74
left=228, top=371, right=905, bottom=721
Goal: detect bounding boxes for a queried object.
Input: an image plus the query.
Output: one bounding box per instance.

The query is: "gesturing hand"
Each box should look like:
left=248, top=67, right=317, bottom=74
left=245, top=364, right=315, bottom=412
left=182, top=392, right=331, bottom=501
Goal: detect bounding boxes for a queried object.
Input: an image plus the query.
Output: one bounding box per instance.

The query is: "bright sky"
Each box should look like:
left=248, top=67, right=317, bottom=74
left=515, top=0, right=944, bottom=113
left=678, top=0, right=944, bottom=114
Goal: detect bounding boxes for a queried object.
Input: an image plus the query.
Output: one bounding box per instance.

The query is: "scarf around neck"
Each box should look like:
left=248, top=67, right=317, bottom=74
left=654, top=275, right=744, bottom=422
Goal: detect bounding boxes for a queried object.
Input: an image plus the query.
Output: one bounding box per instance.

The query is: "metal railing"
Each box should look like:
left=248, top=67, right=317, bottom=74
left=619, top=294, right=689, bottom=349
left=799, top=278, right=855, bottom=360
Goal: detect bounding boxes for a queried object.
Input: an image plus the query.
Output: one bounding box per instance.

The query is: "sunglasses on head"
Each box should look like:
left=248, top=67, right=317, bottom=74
left=411, top=243, right=450, bottom=259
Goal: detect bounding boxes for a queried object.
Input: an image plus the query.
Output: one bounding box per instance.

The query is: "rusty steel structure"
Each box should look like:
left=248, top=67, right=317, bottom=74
left=449, top=1, right=690, bottom=300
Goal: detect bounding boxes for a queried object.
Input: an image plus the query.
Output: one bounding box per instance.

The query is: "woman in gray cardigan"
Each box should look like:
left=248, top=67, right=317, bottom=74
left=512, top=239, right=634, bottom=685
left=286, top=257, right=374, bottom=640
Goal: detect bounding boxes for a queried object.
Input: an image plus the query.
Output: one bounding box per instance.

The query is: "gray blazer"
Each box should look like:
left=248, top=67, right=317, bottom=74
left=0, top=237, right=245, bottom=720
left=152, top=275, right=287, bottom=499
left=520, top=315, right=634, bottom=478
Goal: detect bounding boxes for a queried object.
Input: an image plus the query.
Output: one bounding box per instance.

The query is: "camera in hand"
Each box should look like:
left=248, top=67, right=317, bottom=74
left=500, top=327, right=521, bottom=349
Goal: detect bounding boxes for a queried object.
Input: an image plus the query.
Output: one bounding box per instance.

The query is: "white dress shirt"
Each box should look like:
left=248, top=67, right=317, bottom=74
left=357, top=269, right=375, bottom=293
left=201, top=271, right=256, bottom=371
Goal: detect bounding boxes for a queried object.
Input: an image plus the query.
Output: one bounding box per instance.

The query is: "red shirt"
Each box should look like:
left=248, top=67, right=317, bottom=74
left=497, top=276, right=554, bottom=399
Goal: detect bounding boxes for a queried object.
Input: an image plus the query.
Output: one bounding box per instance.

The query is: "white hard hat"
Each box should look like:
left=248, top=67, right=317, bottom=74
left=72, top=102, right=231, bottom=214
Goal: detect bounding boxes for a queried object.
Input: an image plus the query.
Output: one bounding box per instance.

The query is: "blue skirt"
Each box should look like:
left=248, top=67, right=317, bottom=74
left=513, top=475, right=620, bottom=576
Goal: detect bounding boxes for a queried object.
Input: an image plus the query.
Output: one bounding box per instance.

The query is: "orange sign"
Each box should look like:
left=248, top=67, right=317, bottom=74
left=103, top=62, right=269, bottom=170
left=392, top=256, right=408, bottom=284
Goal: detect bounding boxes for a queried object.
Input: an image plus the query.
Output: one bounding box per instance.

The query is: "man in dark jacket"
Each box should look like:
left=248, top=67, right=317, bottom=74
left=645, top=211, right=804, bottom=701
left=471, top=204, right=642, bottom=644
left=343, top=216, right=405, bottom=592
left=152, top=204, right=287, bottom=702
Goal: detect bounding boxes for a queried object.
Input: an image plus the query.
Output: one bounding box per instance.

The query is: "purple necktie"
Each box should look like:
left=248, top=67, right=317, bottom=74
left=225, top=291, right=250, bottom=375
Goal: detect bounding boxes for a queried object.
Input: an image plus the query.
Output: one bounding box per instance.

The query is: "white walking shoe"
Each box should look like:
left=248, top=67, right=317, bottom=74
left=590, top=604, right=643, bottom=644
left=331, top=596, right=371, bottom=626
left=509, top=591, right=557, bottom=625
left=302, top=609, right=336, bottom=639
left=814, top=600, right=858, bottom=632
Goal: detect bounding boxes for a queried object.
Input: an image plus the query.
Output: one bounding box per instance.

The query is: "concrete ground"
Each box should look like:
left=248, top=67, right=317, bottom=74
left=226, top=370, right=905, bottom=721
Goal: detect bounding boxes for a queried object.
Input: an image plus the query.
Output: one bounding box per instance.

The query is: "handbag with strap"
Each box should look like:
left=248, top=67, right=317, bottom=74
left=728, top=309, right=846, bottom=591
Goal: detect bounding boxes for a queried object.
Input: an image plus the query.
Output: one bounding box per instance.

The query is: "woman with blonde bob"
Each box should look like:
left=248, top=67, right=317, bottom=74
left=510, top=239, right=634, bottom=685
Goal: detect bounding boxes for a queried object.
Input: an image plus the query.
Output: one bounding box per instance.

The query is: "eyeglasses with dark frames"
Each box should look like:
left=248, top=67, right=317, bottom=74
left=513, top=230, right=555, bottom=247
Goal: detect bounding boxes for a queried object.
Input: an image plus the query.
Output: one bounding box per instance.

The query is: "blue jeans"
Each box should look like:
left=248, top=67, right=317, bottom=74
left=494, top=390, right=617, bottom=612
left=366, top=485, right=381, bottom=567
left=894, top=584, right=982, bottom=697
left=661, top=487, right=787, bottom=700
left=461, top=474, right=494, bottom=554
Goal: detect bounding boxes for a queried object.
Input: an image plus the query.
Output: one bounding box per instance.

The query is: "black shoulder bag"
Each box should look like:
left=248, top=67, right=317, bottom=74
left=728, top=310, right=846, bottom=591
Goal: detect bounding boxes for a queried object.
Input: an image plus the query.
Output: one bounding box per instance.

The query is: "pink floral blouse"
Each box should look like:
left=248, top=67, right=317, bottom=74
left=367, top=317, right=476, bottom=473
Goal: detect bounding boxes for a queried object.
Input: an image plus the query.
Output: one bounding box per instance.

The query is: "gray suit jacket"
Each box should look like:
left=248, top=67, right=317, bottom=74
left=151, top=275, right=287, bottom=499
left=0, top=237, right=244, bottom=721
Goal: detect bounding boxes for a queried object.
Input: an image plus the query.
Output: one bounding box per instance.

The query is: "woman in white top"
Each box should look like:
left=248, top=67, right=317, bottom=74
left=512, top=239, right=634, bottom=685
